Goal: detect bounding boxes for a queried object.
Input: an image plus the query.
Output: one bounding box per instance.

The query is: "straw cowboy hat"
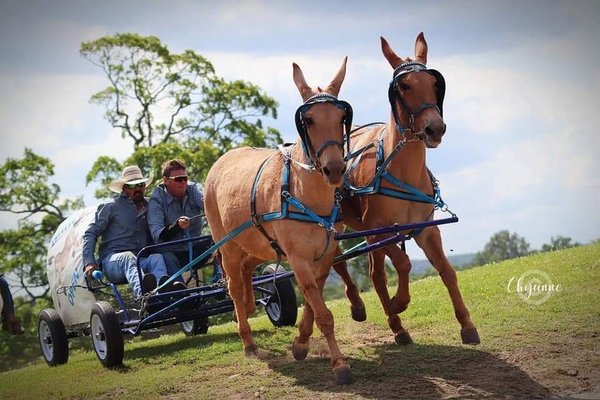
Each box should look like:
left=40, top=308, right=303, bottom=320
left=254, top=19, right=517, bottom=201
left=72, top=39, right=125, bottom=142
left=108, top=166, right=154, bottom=193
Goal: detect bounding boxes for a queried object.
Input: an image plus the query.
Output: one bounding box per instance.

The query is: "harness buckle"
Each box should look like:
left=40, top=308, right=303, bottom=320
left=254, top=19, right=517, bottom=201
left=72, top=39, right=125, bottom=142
left=281, top=190, right=291, bottom=199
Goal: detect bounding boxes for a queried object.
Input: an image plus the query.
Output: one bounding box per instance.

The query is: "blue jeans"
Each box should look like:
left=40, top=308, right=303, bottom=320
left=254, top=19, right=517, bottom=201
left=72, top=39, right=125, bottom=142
left=101, top=252, right=168, bottom=298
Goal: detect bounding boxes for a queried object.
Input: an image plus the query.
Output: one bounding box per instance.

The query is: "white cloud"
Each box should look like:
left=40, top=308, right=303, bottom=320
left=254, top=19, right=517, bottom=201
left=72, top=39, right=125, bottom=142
left=0, top=73, right=106, bottom=161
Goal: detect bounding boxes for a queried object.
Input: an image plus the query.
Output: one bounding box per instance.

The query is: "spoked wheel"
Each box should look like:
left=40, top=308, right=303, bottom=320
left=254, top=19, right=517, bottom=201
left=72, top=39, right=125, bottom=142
left=261, top=264, right=297, bottom=327
left=90, top=301, right=124, bottom=368
left=38, top=308, right=69, bottom=366
left=181, top=316, right=209, bottom=336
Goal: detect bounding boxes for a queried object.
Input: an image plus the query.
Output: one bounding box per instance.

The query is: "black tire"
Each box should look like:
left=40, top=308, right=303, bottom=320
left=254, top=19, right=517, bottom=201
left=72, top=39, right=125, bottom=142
left=38, top=308, right=69, bottom=366
left=90, top=301, right=124, bottom=368
left=261, top=264, right=297, bottom=327
left=181, top=316, right=209, bottom=336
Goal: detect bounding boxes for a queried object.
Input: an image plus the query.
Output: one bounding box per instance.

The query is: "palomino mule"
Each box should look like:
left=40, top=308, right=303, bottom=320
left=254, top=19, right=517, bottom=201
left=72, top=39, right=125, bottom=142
left=204, top=58, right=355, bottom=384
left=334, top=33, right=480, bottom=345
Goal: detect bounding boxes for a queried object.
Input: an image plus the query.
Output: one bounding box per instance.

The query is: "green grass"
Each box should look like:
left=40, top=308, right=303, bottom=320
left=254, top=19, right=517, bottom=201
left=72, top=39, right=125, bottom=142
left=1, top=244, right=598, bottom=399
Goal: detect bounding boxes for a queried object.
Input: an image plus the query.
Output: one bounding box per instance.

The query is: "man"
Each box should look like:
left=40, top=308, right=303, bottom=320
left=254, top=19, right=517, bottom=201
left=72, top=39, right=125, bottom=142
left=83, top=166, right=169, bottom=298
left=0, top=275, right=24, bottom=335
left=148, top=159, right=206, bottom=285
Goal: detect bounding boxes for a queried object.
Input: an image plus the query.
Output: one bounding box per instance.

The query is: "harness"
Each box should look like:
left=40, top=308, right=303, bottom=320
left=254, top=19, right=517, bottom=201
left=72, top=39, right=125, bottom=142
left=249, top=145, right=344, bottom=260
left=342, top=62, right=449, bottom=225
left=202, top=93, right=353, bottom=264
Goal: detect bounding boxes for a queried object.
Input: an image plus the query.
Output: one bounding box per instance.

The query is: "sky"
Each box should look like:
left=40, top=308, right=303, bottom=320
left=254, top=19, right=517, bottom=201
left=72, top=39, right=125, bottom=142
left=0, top=0, right=599, bottom=258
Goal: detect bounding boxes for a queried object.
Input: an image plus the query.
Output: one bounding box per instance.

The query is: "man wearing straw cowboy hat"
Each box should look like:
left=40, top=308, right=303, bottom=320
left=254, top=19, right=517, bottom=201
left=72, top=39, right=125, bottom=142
left=82, top=165, right=169, bottom=298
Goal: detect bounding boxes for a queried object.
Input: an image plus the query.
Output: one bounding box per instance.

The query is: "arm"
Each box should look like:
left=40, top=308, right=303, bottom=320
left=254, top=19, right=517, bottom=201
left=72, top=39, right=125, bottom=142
left=148, top=187, right=183, bottom=242
left=82, top=203, right=111, bottom=276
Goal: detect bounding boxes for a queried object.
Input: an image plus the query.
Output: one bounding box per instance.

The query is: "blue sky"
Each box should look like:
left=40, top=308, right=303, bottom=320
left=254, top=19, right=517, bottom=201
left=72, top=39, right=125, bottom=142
left=1, top=0, right=599, bottom=256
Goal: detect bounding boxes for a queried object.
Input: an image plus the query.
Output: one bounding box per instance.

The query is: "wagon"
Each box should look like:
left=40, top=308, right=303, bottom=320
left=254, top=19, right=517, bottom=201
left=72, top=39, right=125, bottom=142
left=39, top=207, right=298, bottom=367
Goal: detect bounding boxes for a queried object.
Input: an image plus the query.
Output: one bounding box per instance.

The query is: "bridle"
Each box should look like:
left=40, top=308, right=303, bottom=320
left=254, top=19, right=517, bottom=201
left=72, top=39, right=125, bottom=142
left=387, top=61, right=446, bottom=134
left=294, top=93, right=353, bottom=171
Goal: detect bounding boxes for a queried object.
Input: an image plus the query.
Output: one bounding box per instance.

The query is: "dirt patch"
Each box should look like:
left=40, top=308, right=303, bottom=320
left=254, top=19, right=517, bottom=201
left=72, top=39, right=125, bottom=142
left=262, top=321, right=597, bottom=399
left=160, top=320, right=598, bottom=400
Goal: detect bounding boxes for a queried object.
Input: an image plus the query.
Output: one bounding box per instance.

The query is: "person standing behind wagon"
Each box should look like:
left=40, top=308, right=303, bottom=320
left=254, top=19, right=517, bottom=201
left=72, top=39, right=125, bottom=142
left=148, top=159, right=205, bottom=284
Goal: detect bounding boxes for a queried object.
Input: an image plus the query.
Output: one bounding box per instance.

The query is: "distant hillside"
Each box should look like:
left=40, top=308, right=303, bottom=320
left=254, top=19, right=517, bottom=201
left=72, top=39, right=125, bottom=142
left=326, top=253, right=476, bottom=287
left=410, top=253, right=476, bottom=276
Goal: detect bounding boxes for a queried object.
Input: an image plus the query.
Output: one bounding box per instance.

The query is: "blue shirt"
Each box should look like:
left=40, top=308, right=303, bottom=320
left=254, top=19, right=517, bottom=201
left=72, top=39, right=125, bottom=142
left=82, top=194, right=152, bottom=266
left=147, top=182, right=204, bottom=251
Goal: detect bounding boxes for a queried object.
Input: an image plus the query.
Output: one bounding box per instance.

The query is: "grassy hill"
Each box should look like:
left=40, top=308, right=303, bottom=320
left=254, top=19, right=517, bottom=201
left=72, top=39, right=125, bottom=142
left=1, top=243, right=598, bottom=399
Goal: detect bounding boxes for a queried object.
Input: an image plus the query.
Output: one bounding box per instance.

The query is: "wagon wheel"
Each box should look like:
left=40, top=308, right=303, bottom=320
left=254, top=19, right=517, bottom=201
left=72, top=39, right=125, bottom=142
left=261, top=264, right=297, bottom=327
left=90, top=301, right=124, bottom=368
left=38, top=308, right=69, bottom=366
left=181, top=316, right=209, bottom=336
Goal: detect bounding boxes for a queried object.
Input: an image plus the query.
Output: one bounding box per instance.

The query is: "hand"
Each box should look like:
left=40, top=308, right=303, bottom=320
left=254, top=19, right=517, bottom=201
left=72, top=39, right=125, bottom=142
left=84, top=263, right=98, bottom=277
left=177, top=216, right=190, bottom=230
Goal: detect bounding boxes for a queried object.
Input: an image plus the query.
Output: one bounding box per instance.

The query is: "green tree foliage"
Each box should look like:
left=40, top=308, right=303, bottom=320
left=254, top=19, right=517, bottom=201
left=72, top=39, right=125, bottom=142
left=473, top=230, right=531, bottom=266
left=0, top=149, right=83, bottom=300
left=80, top=33, right=282, bottom=196
left=541, top=236, right=580, bottom=252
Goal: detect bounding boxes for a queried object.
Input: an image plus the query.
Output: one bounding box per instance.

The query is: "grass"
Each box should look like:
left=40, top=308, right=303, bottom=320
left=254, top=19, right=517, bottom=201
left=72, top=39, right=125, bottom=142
left=1, top=243, right=598, bottom=399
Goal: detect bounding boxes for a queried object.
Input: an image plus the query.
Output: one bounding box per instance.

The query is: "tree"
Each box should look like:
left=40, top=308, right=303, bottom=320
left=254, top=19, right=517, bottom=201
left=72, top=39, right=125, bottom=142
left=80, top=33, right=282, bottom=195
left=0, top=149, right=83, bottom=301
left=541, top=236, right=580, bottom=252
left=473, top=230, right=531, bottom=266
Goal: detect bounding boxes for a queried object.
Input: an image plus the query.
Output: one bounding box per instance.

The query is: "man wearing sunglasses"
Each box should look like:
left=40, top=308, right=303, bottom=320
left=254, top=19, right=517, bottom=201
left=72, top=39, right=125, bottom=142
left=82, top=166, right=169, bottom=299
left=148, top=159, right=205, bottom=286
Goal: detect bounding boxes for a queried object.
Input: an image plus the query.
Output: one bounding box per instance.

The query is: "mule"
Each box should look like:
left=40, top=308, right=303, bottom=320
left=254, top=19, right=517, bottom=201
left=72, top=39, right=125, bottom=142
left=204, top=58, right=354, bottom=384
left=333, top=33, right=480, bottom=345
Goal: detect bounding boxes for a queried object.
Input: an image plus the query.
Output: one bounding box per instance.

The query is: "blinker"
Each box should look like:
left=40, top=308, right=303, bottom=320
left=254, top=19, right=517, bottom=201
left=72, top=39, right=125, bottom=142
left=294, top=93, right=354, bottom=161
left=389, top=61, right=446, bottom=117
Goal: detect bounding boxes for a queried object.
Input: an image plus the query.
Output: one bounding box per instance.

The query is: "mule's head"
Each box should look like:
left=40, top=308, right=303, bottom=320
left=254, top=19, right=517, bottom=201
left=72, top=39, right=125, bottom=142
left=381, top=33, right=446, bottom=148
left=293, top=57, right=352, bottom=187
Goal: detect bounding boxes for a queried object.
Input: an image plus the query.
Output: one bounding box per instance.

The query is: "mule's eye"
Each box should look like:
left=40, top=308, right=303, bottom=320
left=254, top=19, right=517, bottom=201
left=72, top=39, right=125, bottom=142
left=399, top=82, right=410, bottom=91
left=304, top=117, right=314, bottom=126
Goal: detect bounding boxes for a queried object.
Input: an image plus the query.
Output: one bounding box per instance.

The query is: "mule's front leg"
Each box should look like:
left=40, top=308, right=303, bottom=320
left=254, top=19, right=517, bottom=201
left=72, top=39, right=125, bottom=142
left=332, top=245, right=366, bottom=321
left=416, top=227, right=480, bottom=344
left=385, top=243, right=412, bottom=314
left=292, top=260, right=353, bottom=385
left=369, top=248, right=413, bottom=345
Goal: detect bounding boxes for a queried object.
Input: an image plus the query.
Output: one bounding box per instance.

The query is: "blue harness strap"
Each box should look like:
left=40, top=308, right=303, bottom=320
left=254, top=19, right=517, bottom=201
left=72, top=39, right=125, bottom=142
left=343, top=127, right=446, bottom=209
left=247, top=146, right=343, bottom=257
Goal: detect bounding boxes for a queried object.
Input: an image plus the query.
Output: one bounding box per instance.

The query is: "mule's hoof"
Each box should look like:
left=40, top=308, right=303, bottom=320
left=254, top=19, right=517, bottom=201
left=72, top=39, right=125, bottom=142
left=394, top=331, right=414, bottom=345
left=244, top=344, right=259, bottom=356
left=334, top=366, right=353, bottom=385
left=461, top=328, right=481, bottom=345
left=351, top=306, right=367, bottom=322
left=292, top=338, right=309, bottom=360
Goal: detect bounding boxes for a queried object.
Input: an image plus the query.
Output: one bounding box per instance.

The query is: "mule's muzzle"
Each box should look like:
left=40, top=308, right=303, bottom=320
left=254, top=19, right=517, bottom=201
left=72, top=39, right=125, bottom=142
left=322, top=159, right=346, bottom=187
left=424, top=119, right=446, bottom=148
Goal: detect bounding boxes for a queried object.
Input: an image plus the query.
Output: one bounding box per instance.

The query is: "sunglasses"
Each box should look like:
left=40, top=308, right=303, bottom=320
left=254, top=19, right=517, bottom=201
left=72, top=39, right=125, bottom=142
left=125, top=182, right=145, bottom=189
left=168, top=175, right=189, bottom=183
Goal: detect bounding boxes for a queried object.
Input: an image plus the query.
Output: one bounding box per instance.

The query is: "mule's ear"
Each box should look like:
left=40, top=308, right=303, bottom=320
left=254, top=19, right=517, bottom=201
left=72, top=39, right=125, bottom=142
left=324, top=56, right=347, bottom=97
left=381, top=36, right=403, bottom=68
left=414, top=32, right=428, bottom=64
left=293, top=63, right=314, bottom=101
